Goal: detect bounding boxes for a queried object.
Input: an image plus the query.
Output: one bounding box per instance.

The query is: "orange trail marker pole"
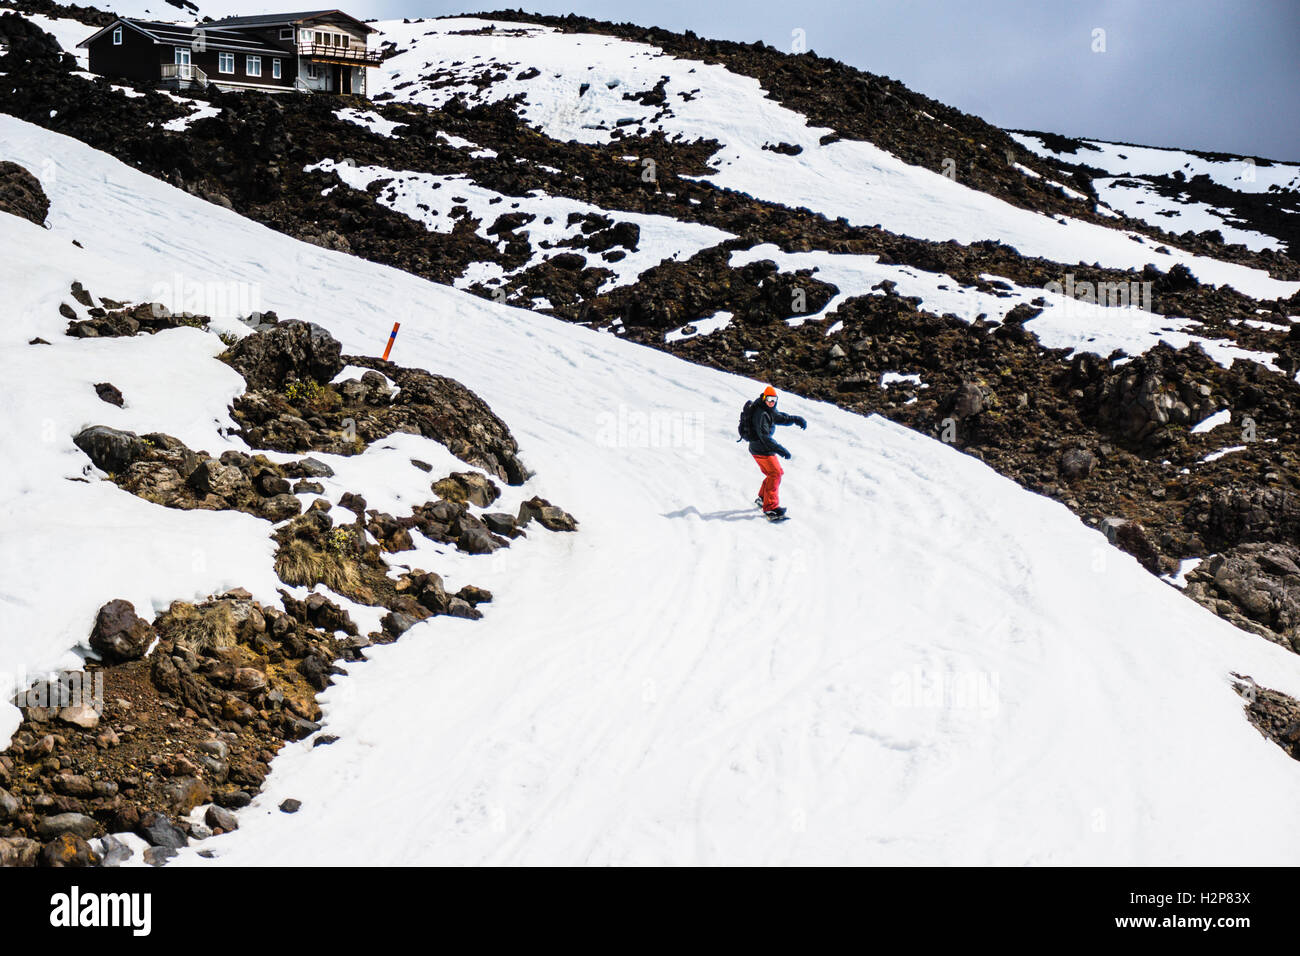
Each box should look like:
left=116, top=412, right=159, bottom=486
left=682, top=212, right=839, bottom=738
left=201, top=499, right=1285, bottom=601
left=381, top=322, right=400, bottom=361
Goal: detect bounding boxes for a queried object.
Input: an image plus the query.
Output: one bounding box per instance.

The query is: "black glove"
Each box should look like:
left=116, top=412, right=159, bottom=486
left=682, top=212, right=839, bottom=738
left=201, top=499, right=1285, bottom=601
left=780, top=449, right=793, bottom=460
left=795, top=417, right=807, bottom=430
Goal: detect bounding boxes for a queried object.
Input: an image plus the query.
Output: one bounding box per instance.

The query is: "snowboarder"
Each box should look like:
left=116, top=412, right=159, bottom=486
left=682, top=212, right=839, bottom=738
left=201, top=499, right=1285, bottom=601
left=743, top=385, right=806, bottom=520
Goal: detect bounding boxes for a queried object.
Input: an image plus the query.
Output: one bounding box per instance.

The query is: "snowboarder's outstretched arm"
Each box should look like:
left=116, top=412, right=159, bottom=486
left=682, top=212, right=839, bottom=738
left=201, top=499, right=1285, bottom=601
left=772, top=411, right=807, bottom=429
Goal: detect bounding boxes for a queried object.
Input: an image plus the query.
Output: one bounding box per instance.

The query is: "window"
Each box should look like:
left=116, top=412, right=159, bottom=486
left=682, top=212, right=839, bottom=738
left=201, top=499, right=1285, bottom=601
left=332, top=33, right=341, bottom=46
left=342, top=35, right=350, bottom=48
left=112, top=25, right=122, bottom=44
left=280, top=28, right=292, bottom=39
left=306, top=63, right=319, bottom=79
left=300, top=28, right=311, bottom=41
left=246, top=55, right=261, bottom=77
left=315, top=31, right=324, bottom=45
left=218, top=52, right=234, bottom=73
left=272, top=58, right=281, bottom=79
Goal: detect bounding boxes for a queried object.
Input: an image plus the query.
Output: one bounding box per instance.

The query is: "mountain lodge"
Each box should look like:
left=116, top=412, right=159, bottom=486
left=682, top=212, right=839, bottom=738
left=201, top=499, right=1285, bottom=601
left=76, top=9, right=381, bottom=95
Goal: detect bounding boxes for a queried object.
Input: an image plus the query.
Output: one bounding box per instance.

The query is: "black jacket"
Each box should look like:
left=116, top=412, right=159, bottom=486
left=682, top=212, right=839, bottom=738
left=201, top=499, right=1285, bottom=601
left=748, top=400, right=804, bottom=457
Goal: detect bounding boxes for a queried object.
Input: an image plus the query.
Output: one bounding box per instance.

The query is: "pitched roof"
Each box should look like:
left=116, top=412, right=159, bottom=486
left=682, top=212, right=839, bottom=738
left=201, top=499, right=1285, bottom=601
left=205, top=9, right=377, bottom=33
left=77, top=18, right=292, bottom=54
left=202, top=10, right=333, bottom=27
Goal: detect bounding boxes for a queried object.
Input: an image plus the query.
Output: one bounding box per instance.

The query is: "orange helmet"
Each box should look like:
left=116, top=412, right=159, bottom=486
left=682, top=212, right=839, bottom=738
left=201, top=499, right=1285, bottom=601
left=762, top=386, right=777, bottom=398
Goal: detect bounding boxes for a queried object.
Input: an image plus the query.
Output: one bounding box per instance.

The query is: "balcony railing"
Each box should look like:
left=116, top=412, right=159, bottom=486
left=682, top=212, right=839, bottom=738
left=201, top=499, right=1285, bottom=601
left=300, top=42, right=382, bottom=66
left=160, top=62, right=208, bottom=87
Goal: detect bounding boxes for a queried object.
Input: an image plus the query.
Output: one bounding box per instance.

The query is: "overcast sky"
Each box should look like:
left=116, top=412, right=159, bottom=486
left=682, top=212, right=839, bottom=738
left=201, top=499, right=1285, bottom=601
left=361, top=0, right=1300, bottom=160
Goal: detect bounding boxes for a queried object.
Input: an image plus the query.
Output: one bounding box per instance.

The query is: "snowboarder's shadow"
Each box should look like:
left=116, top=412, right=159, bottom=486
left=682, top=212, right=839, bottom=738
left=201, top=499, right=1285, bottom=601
left=662, top=506, right=762, bottom=522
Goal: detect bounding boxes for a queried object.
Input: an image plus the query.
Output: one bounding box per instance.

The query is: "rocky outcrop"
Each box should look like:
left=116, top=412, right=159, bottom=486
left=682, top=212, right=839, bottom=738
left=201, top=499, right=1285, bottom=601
left=0, top=586, right=380, bottom=865
left=1235, top=676, right=1300, bottom=763
left=1185, top=488, right=1300, bottom=552
left=0, top=160, right=49, bottom=227
left=224, top=319, right=344, bottom=391
left=0, top=10, right=73, bottom=68
left=1186, top=545, right=1300, bottom=650
left=1069, top=346, right=1219, bottom=446
left=221, top=321, right=529, bottom=484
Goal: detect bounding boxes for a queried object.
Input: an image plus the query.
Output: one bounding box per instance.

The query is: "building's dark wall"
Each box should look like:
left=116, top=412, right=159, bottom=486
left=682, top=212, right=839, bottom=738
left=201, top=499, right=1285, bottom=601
left=86, top=25, right=156, bottom=83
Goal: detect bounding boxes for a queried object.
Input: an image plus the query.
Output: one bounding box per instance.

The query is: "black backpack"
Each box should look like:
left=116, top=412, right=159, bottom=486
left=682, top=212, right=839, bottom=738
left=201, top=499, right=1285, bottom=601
left=737, top=399, right=757, bottom=442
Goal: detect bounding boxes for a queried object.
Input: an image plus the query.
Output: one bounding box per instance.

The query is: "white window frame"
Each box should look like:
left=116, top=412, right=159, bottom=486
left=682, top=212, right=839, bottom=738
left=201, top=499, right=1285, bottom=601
left=112, top=25, right=122, bottom=45
left=218, top=51, right=234, bottom=74
left=280, top=27, right=292, bottom=40
left=306, top=63, right=319, bottom=79
left=299, top=28, right=311, bottom=42
left=246, top=55, right=261, bottom=77
left=272, top=58, right=281, bottom=79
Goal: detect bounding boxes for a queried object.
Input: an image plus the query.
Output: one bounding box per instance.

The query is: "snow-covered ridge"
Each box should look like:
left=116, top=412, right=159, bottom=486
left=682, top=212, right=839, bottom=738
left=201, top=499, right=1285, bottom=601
left=1010, top=133, right=1300, bottom=194
left=369, top=17, right=1299, bottom=301
left=307, top=157, right=733, bottom=295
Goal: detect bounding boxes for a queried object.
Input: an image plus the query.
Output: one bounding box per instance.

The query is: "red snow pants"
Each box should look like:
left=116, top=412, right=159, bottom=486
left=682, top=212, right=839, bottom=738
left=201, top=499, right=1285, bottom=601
left=752, top=454, right=783, bottom=510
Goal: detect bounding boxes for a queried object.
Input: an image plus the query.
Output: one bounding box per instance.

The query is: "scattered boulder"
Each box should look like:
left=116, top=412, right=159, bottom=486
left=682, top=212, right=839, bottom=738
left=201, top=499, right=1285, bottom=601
left=946, top=382, right=993, bottom=420
left=0, top=160, right=49, bottom=227
left=89, top=599, right=155, bottom=663
left=94, top=382, right=125, bottom=407
left=164, top=776, right=212, bottom=815
left=204, top=804, right=238, bottom=833
left=0, top=786, right=19, bottom=822
left=189, top=458, right=252, bottom=499
left=36, top=812, right=98, bottom=841
left=40, top=833, right=99, bottom=867
left=57, top=705, right=100, bottom=730
left=433, top=471, right=501, bottom=508
left=1058, top=447, right=1096, bottom=480
left=73, top=425, right=147, bottom=474
left=93, top=835, right=134, bottom=867
left=517, top=497, right=578, bottom=532
left=0, top=836, right=41, bottom=866
left=137, top=811, right=187, bottom=849
left=224, top=320, right=344, bottom=390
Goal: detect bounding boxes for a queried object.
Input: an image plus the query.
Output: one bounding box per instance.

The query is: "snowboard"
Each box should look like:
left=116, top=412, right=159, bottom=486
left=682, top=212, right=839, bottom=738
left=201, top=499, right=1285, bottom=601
left=764, top=511, right=789, bottom=522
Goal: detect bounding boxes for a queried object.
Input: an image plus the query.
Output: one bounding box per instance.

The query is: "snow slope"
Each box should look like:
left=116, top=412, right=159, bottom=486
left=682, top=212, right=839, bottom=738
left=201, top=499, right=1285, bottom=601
left=7, top=113, right=1300, bottom=865
left=1009, top=133, right=1300, bottom=194
left=1012, top=132, right=1300, bottom=253
left=372, top=17, right=1299, bottom=302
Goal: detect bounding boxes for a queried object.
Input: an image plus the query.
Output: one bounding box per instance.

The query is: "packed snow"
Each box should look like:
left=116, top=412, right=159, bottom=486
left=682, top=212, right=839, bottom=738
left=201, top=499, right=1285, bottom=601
left=7, top=114, right=1300, bottom=865
left=665, top=310, right=732, bottom=342
left=334, top=107, right=407, bottom=139
left=1191, top=409, right=1231, bottom=434
left=1094, top=176, right=1282, bottom=252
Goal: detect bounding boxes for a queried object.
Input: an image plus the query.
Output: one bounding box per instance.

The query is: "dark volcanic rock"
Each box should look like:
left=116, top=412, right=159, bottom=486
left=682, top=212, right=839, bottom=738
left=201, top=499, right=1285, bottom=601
left=89, top=598, right=155, bottom=663
left=0, top=159, right=50, bottom=226
left=94, top=382, right=125, bottom=407
left=138, top=811, right=187, bottom=848
left=225, top=320, right=344, bottom=390
left=73, top=425, right=147, bottom=474
left=1187, top=544, right=1300, bottom=650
